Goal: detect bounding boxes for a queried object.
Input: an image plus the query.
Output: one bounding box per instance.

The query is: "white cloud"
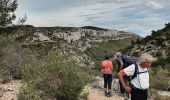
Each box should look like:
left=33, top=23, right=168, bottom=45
left=146, top=1, right=163, bottom=10
left=15, top=0, right=170, bottom=37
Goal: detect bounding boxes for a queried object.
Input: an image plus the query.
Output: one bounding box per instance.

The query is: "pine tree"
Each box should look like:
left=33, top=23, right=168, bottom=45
left=0, top=0, right=17, bottom=27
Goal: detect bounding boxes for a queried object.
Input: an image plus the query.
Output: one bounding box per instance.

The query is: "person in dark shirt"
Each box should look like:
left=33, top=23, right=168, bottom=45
left=115, top=52, right=125, bottom=94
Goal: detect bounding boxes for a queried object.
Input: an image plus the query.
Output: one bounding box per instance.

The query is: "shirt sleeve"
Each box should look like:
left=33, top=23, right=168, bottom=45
left=123, top=64, right=135, bottom=76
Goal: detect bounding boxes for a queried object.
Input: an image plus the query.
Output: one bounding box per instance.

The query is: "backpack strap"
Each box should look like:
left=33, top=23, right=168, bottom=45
left=131, top=62, right=148, bottom=80
left=131, top=62, right=138, bottom=80
left=138, top=71, right=148, bottom=74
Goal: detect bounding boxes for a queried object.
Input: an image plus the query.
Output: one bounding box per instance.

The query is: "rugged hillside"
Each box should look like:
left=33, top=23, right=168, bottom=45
left=2, top=25, right=170, bottom=99
left=13, top=25, right=140, bottom=68
left=122, top=23, right=170, bottom=68
left=120, top=23, right=170, bottom=91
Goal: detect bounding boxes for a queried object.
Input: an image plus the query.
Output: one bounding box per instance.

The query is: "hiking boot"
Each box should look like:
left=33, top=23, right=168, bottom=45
left=104, top=91, right=107, bottom=96
left=107, top=92, right=113, bottom=97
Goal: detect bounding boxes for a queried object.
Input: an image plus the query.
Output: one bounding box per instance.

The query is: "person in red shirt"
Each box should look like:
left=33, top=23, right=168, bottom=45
left=101, top=55, right=113, bottom=97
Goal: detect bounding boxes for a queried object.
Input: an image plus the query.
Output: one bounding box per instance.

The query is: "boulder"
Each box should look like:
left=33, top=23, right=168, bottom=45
left=157, top=90, right=170, bottom=100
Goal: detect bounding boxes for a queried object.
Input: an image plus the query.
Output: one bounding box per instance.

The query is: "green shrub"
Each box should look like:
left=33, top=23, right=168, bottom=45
left=18, top=82, right=43, bottom=100
left=150, top=67, right=170, bottom=90
left=152, top=58, right=166, bottom=68
left=18, top=52, right=90, bottom=100
left=155, top=37, right=165, bottom=46
left=132, top=51, right=139, bottom=57
left=135, top=38, right=141, bottom=44
left=150, top=41, right=155, bottom=45
left=0, top=41, right=31, bottom=79
left=0, top=66, right=11, bottom=83
left=156, top=51, right=162, bottom=57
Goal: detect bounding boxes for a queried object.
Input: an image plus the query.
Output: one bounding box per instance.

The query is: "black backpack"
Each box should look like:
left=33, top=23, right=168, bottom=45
left=117, top=55, right=143, bottom=80
left=121, top=55, right=137, bottom=69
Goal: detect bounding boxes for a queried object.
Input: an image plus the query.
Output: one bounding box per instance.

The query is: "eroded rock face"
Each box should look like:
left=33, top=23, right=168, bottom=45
left=17, top=26, right=138, bottom=68
left=33, top=32, right=50, bottom=41
left=51, top=28, right=132, bottom=43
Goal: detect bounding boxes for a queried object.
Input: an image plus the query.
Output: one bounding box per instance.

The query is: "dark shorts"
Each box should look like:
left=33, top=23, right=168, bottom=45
left=130, top=85, right=148, bottom=100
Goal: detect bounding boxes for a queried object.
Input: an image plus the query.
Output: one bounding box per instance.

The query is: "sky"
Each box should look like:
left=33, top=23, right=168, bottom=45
left=15, top=0, right=170, bottom=37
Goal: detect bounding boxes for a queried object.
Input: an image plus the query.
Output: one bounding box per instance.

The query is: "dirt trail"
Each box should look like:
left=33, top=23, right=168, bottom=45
left=81, top=76, right=126, bottom=100
left=87, top=85, right=125, bottom=100
left=82, top=76, right=159, bottom=100
left=0, top=80, right=21, bottom=100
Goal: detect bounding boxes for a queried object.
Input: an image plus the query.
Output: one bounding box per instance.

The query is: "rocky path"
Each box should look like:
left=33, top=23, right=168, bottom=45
left=81, top=76, right=165, bottom=100
left=86, top=85, right=125, bottom=100
left=0, top=80, right=21, bottom=100
left=81, top=76, right=126, bottom=100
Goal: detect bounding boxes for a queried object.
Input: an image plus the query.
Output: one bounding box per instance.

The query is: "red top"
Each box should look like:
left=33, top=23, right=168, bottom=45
left=101, top=60, right=113, bottom=74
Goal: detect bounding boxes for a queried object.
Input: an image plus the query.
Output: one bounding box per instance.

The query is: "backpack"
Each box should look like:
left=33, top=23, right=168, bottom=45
left=117, top=55, right=147, bottom=81
left=116, top=55, right=148, bottom=81
left=116, top=55, right=137, bottom=71
left=121, top=55, right=137, bottom=69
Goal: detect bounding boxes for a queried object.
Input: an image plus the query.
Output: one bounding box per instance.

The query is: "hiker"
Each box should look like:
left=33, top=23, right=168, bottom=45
left=101, top=55, right=113, bottom=97
left=118, top=53, right=155, bottom=100
left=115, top=52, right=127, bottom=95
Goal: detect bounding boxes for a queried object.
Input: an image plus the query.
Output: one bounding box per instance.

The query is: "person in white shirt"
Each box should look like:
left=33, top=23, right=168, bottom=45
left=118, top=53, right=155, bottom=100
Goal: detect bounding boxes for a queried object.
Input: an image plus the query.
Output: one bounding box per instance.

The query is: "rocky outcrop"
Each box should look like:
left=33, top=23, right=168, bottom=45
left=33, top=32, right=50, bottom=41
left=33, top=27, right=134, bottom=43
left=16, top=26, right=139, bottom=68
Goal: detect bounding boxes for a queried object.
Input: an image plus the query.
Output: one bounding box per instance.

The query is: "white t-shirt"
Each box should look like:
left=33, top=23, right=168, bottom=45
left=123, top=63, right=149, bottom=89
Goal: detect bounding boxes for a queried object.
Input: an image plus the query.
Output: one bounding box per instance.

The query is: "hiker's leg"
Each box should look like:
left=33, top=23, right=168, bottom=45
left=103, top=74, right=108, bottom=93
left=106, top=74, right=113, bottom=97
left=108, top=74, right=112, bottom=92
left=119, top=81, right=124, bottom=94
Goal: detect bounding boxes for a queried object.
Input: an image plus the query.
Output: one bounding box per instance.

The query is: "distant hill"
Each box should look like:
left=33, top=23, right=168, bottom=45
left=9, top=25, right=140, bottom=68
left=81, top=26, right=108, bottom=31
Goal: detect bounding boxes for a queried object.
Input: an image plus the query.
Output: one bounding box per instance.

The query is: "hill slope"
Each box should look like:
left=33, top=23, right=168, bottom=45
left=122, top=23, right=170, bottom=68
left=13, top=25, right=140, bottom=67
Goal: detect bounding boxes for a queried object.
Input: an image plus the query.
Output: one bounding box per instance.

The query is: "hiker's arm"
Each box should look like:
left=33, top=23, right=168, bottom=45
left=118, top=70, right=131, bottom=93
left=119, top=61, right=124, bottom=70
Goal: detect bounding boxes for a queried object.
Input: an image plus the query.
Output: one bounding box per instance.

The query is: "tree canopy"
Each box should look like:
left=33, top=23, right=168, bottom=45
left=0, top=0, right=18, bottom=27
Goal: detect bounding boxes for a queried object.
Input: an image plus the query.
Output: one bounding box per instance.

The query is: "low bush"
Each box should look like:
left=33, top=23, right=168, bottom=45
left=0, top=41, right=32, bottom=79
left=0, top=66, right=11, bottom=83
left=150, top=67, right=170, bottom=90
left=18, top=52, right=90, bottom=100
